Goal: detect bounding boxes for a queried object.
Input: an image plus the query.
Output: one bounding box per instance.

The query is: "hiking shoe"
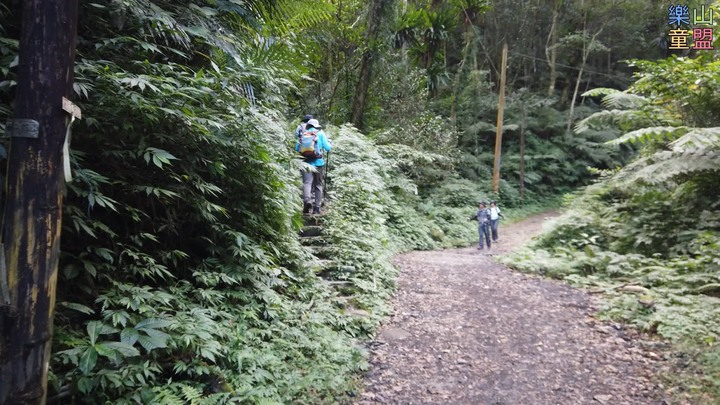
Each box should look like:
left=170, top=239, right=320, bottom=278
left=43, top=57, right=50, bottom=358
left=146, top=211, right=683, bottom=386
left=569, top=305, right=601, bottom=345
left=303, top=202, right=312, bottom=214
left=312, top=207, right=321, bottom=215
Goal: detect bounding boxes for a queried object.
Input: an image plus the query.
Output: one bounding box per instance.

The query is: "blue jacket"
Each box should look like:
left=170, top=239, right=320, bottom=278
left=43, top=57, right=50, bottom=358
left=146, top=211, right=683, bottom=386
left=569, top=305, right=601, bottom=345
left=295, top=129, right=332, bottom=167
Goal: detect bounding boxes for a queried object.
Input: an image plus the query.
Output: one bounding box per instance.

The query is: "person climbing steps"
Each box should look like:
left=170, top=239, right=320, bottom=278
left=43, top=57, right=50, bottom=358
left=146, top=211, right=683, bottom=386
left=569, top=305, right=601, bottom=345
left=295, top=118, right=332, bottom=215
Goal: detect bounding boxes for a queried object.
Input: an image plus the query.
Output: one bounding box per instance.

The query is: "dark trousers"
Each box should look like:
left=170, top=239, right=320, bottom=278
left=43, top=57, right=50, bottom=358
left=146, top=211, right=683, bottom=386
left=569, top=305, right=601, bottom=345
left=490, top=219, right=499, bottom=241
left=478, top=223, right=491, bottom=248
left=302, top=165, right=325, bottom=207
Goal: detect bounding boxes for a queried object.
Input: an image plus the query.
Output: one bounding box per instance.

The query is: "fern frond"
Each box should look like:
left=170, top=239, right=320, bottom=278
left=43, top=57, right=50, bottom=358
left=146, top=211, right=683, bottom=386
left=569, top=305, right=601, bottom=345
left=608, top=126, right=691, bottom=146
left=617, top=149, right=720, bottom=185
left=600, top=92, right=648, bottom=110
left=575, top=109, right=645, bottom=134
left=180, top=384, right=203, bottom=401
left=670, top=127, right=720, bottom=152
left=582, top=87, right=621, bottom=98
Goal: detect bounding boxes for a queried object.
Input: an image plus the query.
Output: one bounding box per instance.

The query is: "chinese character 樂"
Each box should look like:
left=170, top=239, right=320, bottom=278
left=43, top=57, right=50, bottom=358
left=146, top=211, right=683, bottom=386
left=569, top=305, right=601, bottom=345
left=669, top=4, right=691, bottom=26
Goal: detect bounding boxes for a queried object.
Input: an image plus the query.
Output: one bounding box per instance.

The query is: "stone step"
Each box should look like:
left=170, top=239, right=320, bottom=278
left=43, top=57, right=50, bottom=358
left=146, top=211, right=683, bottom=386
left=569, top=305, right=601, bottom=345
left=309, top=259, right=334, bottom=273
left=306, top=245, right=333, bottom=259
left=301, top=214, right=326, bottom=226
left=300, top=225, right=323, bottom=237
left=299, top=236, right=329, bottom=246
left=324, top=280, right=352, bottom=287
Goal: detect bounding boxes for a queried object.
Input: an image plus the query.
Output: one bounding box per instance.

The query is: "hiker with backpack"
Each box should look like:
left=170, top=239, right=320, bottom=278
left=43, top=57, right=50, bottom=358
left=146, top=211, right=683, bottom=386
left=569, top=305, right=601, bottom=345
left=295, top=114, right=313, bottom=138
left=489, top=200, right=504, bottom=243
left=469, top=201, right=492, bottom=250
left=296, top=118, right=332, bottom=215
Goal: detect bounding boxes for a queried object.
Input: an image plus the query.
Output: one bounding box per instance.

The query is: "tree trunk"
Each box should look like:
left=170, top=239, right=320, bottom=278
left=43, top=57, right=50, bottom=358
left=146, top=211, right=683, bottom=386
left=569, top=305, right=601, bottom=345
left=450, top=27, right=473, bottom=121
left=566, top=28, right=604, bottom=136
left=565, top=63, right=585, bottom=136
left=519, top=103, right=526, bottom=201
left=0, top=1, right=78, bottom=404
left=350, top=0, right=389, bottom=130
left=545, top=3, right=560, bottom=97
left=492, top=44, right=508, bottom=195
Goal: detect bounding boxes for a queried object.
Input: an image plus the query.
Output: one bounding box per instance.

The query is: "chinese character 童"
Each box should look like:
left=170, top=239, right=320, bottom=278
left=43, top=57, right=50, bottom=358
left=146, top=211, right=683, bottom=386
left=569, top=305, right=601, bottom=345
left=693, top=4, right=714, bottom=25
left=669, top=4, right=691, bottom=26
left=692, top=28, right=714, bottom=49
left=668, top=29, right=690, bottom=49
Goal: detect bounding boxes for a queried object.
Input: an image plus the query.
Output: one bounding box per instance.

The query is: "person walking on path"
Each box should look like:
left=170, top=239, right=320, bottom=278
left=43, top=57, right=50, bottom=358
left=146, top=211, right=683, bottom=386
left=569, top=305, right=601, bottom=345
left=489, top=200, right=504, bottom=243
left=295, top=114, right=313, bottom=138
left=469, top=201, right=492, bottom=250
left=296, top=118, right=332, bottom=215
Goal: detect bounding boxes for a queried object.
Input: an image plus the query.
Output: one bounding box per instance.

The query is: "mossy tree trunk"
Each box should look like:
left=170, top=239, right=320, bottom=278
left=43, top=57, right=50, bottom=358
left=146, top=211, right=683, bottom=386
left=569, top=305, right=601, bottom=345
left=0, top=1, right=78, bottom=404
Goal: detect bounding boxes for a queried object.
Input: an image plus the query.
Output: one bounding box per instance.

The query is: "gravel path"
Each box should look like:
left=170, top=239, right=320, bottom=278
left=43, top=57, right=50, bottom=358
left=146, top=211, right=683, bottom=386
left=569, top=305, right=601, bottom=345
left=357, top=213, right=671, bottom=405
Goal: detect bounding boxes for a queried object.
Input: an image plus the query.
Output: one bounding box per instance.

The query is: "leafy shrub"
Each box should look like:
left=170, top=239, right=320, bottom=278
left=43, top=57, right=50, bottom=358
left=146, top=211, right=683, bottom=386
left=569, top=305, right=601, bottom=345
left=503, top=57, right=720, bottom=400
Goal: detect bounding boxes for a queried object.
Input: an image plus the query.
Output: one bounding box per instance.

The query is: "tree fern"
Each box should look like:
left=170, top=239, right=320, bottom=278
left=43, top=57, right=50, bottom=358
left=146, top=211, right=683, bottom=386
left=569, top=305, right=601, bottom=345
left=612, top=127, right=720, bottom=186
left=617, top=149, right=720, bottom=185
left=608, top=126, right=691, bottom=147
left=671, top=127, right=720, bottom=151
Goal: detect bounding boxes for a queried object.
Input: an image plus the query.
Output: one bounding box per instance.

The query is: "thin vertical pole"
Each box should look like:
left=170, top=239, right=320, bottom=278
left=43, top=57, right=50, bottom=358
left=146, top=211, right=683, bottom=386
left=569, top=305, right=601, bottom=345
left=492, top=43, right=508, bottom=195
left=519, top=103, right=526, bottom=201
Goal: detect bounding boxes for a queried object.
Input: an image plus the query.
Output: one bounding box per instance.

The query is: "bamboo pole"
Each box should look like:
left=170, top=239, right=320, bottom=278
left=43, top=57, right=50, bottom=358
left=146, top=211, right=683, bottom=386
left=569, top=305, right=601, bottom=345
left=492, top=43, right=508, bottom=195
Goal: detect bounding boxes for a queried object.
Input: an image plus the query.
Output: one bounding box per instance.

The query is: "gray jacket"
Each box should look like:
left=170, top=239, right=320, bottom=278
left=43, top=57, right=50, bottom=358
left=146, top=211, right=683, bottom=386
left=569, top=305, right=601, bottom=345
left=470, top=208, right=491, bottom=224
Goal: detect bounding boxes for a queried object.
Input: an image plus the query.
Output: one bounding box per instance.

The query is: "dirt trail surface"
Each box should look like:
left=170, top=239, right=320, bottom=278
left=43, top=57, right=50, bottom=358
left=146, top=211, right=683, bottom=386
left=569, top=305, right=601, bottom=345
left=357, top=213, right=671, bottom=405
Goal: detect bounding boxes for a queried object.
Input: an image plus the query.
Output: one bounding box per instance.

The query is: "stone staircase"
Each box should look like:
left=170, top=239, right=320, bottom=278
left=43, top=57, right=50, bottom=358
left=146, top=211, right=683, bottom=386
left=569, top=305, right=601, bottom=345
left=299, top=214, right=362, bottom=311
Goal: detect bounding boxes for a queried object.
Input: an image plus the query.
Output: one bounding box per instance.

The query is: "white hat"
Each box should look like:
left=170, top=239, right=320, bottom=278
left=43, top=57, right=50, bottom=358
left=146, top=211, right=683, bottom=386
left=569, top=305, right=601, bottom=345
left=306, top=119, right=322, bottom=129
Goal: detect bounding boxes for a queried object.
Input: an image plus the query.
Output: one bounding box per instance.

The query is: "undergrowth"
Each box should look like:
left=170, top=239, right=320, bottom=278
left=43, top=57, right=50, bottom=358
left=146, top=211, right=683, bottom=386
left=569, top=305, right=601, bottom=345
left=502, top=149, right=720, bottom=402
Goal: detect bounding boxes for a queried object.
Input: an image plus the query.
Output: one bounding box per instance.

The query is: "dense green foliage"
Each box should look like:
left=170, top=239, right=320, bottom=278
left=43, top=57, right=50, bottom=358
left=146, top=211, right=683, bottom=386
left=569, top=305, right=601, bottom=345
left=1, top=0, right=714, bottom=403
left=503, top=52, right=720, bottom=401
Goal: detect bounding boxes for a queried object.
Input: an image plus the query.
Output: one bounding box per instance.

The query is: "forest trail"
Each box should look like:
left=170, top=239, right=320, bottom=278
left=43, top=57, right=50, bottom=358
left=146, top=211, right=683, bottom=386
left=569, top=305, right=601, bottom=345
left=357, top=213, right=670, bottom=405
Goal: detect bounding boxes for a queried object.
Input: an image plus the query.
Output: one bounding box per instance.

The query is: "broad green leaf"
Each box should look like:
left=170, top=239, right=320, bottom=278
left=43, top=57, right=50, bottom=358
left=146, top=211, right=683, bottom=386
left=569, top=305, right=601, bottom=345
left=59, top=302, right=94, bottom=315
left=79, top=347, right=98, bottom=374
left=120, top=327, right=140, bottom=345
left=103, top=341, right=141, bottom=357
left=77, top=377, right=94, bottom=394
left=87, top=321, right=109, bottom=345
left=135, top=318, right=173, bottom=330
left=137, top=334, right=168, bottom=351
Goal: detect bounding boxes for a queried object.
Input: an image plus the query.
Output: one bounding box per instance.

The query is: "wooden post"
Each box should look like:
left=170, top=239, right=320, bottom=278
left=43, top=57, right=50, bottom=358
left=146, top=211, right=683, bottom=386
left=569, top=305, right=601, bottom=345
left=0, top=1, right=78, bottom=404
left=492, top=43, right=508, bottom=195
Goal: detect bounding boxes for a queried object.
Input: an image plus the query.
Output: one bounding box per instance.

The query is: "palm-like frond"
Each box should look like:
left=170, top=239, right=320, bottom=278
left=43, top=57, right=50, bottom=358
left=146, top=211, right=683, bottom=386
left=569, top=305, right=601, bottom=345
left=614, top=127, right=720, bottom=185
left=608, top=126, right=691, bottom=146
left=574, top=109, right=650, bottom=134
left=582, top=87, right=621, bottom=98
left=671, top=127, right=720, bottom=152
left=582, top=87, right=647, bottom=109
left=617, top=149, right=720, bottom=185
left=600, top=92, right=648, bottom=110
